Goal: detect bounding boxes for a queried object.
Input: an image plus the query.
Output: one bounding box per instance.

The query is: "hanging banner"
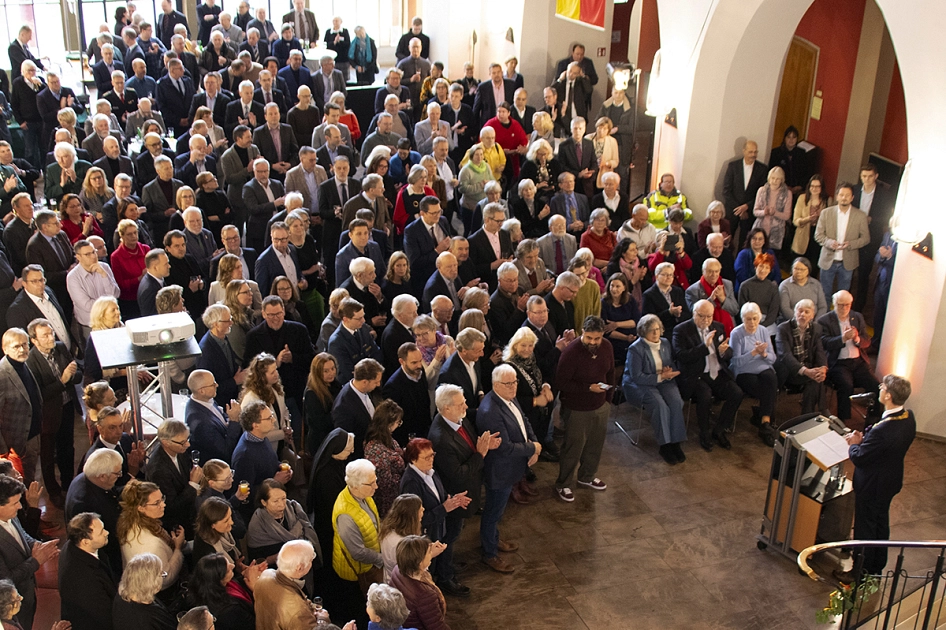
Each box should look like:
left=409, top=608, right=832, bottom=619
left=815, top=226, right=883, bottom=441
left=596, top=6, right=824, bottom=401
left=556, top=0, right=606, bottom=30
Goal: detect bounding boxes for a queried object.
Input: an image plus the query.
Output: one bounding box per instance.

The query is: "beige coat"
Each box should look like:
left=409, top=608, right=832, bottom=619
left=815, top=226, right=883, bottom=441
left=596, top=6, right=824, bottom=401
left=253, top=568, right=319, bottom=630
left=814, top=205, right=871, bottom=271
left=791, top=194, right=832, bottom=254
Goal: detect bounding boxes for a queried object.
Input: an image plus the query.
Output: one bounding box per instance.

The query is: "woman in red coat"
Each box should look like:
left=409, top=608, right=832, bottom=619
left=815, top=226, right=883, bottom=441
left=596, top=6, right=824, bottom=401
left=388, top=535, right=450, bottom=630
left=392, top=164, right=436, bottom=235
left=110, top=219, right=151, bottom=316
left=484, top=102, right=528, bottom=179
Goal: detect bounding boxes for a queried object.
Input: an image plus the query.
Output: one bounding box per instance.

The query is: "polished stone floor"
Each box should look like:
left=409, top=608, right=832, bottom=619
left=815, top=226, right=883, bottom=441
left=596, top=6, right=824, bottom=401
left=442, top=398, right=946, bottom=630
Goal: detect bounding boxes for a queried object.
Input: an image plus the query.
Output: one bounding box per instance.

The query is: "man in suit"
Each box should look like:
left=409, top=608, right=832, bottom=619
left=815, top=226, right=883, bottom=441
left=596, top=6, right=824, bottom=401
left=327, top=297, right=383, bottom=383
left=815, top=182, right=871, bottom=304
left=25, top=319, right=81, bottom=506
left=156, top=59, right=196, bottom=136
left=0, top=474, right=60, bottom=630
left=0, top=329, right=44, bottom=489
left=515, top=239, right=555, bottom=296
left=156, top=0, right=189, bottom=48
left=144, top=419, right=200, bottom=538
left=472, top=63, right=515, bottom=131
left=405, top=196, right=452, bottom=294
left=196, top=305, right=247, bottom=405
left=428, top=383, right=499, bottom=590
left=544, top=271, right=580, bottom=339
left=439, top=328, right=486, bottom=413
left=8, top=25, right=43, bottom=81
left=373, top=68, right=412, bottom=115
left=76, top=407, right=145, bottom=487
left=443, top=84, right=476, bottom=164
left=174, top=135, right=218, bottom=191
left=36, top=72, right=85, bottom=152
left=311, top=102, right=353, bottom=149
left=134, top=132, right=174, bottom=194
left=557, top=118, right=597, bottom=198
left=26, top=210, right=76, bottom=322
left=253, top=103, right=298, bottom=182
left=93, top=137, right=134, bottom=191
left=218, top=127, right=260, bottom=228
left=817, top=290, right=878, bottom=422
left=476, top=364, right=540, bottom=573
left=58, top=512, right=118, bottom=630
left=225, top=81, right=265, bottom=141
left=552, top=62, right=593, bottom=132
left=8, top=266, right=73, bottom=355
left=253, top=70, right=288, bottom=118
left=119, top=28, right=145, bottom=75
left=672, top=300, right=744, bottom=452
left=422, top=251, right=464, bottom=314
left=523, top=295, right=572, bottom=456
left=141, top=156, right=182, bottom=246
left=852, top=164, right=895, bottom=312
left=255, top=219, right=303, bottom=297
left=243, top=295, right=315, bottom=409
left=277, top=50, right=313, bottom=108
left=510, top=87, right=536, bottom=136
left=468, top=202, right=514, bottom=293
left=189, top=72, right=230, bottom=127
left=102, top=71, right=138, bottom=125
left=81, top=114, right=124, bottom=163
left=843, top=374, right=916, bottom=578
left=335, top=219, right=386, bottom=285
left=92, top=45, right=124, bottom=96
left=3, top=194, right=35, bottom=274
left=690, top=233, right=736, bottom=285
left=333, top=358, right=383, bottom=459
left=314, top=124, right=354, bottom=173
left=185, top=369, right=243, bottom=465
left=317, top=157, right=360, bottom=287
left=722, top=140, right=768, bottom=245
left=284, top=147, right=327, bottom=213
left=137, top=248, right=170, bottom=317
left=240, top=27, right=270, bottom=65
left=554, top=43, right=599, bottom=110
left=380, top=295, right=418, bottom=381
left=775, top=299, right=828, bottom=441
left=339, top=257, right=387, bottom=335
left=242, top=158, right=286, bottom=252
left=282, top=0, right=318, bottom=45
left=312, top=56, right=347, bottom=113
left=489, top=263, right=528, bottom=346
left=549, top=174, right=590, bottom=241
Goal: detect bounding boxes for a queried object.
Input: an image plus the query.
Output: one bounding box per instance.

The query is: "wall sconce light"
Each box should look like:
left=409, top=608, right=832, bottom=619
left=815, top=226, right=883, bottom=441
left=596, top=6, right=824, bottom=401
left=606, top=62, right=633, bottom=91
left=644, top=49, right=669, bottom=117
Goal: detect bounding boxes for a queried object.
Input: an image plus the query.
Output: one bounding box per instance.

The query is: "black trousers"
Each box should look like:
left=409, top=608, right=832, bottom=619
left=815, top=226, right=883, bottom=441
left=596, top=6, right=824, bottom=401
left=852, top=245, right=878, bottom=312
left=735, top=369, right=778, bottom=418
left=433, top=513, right=464, bottom=583
left=678, top=371, right=743, bottom=437
left=41, top=404, right=76, bottom=496
left=854, top=492, right=893, bottom=575
left=829, top=358, right=880, bottom=420
left=777, top=363, right=825, bottom=414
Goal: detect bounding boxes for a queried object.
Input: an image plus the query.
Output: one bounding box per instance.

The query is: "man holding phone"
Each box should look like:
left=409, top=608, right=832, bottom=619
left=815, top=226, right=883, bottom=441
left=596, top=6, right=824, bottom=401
left=553, top=316, right=614, bottom=503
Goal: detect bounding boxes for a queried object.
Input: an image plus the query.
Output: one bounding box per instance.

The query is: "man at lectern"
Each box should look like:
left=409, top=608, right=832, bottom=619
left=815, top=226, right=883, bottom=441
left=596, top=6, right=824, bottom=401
left=843, top=374, right=915, bottom=578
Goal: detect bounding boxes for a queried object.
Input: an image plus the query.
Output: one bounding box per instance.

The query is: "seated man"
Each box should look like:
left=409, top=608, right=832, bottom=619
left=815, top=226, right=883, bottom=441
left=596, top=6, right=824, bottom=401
left=672, top=299, right=744, bottom=452
left=549, top=172, right=590, bottom=241
left=616, top=203, right=658, bottom=255
left=817, top=290, right=878, bottom=422
left=775, top=298, right=828, bottom=440
left=327, top=297, right=383, bottom=383
left=684, top=258, right=739, bottom=330
left=645, top=173, right=692, bottom=231
left=690, top=232, right=736, bottom=285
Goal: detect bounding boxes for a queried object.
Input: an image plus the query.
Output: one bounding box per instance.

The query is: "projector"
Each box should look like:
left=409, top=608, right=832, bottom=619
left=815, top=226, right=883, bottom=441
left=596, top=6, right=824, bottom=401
left=126, top=313, right=195, bottom=347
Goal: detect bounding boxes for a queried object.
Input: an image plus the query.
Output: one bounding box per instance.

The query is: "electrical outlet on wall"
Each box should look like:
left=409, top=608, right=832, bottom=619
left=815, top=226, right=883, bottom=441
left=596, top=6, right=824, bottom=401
left=597, top=47, right=606, bottom=56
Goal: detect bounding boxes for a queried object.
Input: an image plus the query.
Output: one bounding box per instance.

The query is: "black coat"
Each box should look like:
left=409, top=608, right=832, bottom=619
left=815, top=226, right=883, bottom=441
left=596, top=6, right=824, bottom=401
left=399, top=464, right=447, bottom=541
left=642, top=284, right=691, bottom=336
left=722, top=158, right=769, bottom=216
left=775, top=319, right=827, bottom=375
left=332, top=382, right=374, bottom=459
left=381, top=367, right=431, bottom=443
left=144, top=447, right=198, bottom=538
left=7, top=287, right=68, bottom=338
left=112, top=598, right=176, bottom=630
left=58, top=541, right=118, bottom=630
left=427, top=414, right=483, bottom=516
left=522, top=320, right=562, bottom=389
left=380, top=319, right=415, bottom=381
left=467, top=228, right=513, bottom=293
left=439, top=352, right=482, bottom=412
left=242, top=320, right=314, bottom=399
left=671, top=319, right=734, bottom=381
left=64, top=473, right=123, bottom=577
left=816, top=310, right=872, bottom=369
left=488, top=289, right=527, bottom=346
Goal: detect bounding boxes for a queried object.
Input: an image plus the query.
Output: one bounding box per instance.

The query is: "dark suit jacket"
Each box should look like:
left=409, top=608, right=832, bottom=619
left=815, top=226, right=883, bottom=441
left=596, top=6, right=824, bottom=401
left=849, top=409, right=916, bottom=501
left=467, top=228, right=513, bottom=292
left=399, top=464, right=447, bottom=541
left=45, top=147, right=92, bottom=169
left=253, top=244, right=298, bottom=300
left=0, top=516, right=38, bottom=628
left=722, top=158, right=768, bottom=216
left=380, top=319, right=415, bottom=380
left=558, top=136, right=597, bottom=177
left=58, top=540, right=118, bottom=630
left=326, top=322, right=383, bottom=384
left=440, top=103, right=476, bottom=161
left=549, top=190, right=591, bottom=236
left=184, top=397, right=243, bottom=465
left=173, top=153, right=218, bottom=190
left=224, top=98, right=265, bottom=141
left=134, top=149, right=175, bottom=194
left=439, top=352, right=482, bottom=412
left=510, top=104, right=536, bottom=135
left=3, top=217, right=34, bottom=275
left=103, top=88, right=138, bottom=121
left=427, top=414, right=483, bottom=516
left=252, top=88, right=288, bottom=116
left=7, top=287, right=68, bottom=334
left=254, top=125, right=301, bottom=170
left=155, top=9, right=189, bottom=48
left=137, top=273, right=163, bottom=316
left=312, top=70, right=347, bottom=112
left=144, top=446, right=197, bottom=538
left=475, top=391, right=536, bottom=489
left=332, top=382, right=374, bottom=459
left=404, top=216, right=453, bottom=294
left=25, top=342, right=81, bottom=433
left=488, top=289, right=527, bottom=346
left=314, top=143, right=354, bottom=172
left=317, top=177, right=361, bottom=282
left=9, top=39, right=43, bottom=80
left=642, top=283, right=691, bottom=335
left=239, top=39, right=270, bottom=64
left=37, top=86, right=84, bottom=140
left=591, top=191, right=631, bottom=231
left=64, top=473, right=123, bottom=576
left=188, top=90, right=231, bottom=126
left=522, top=319, right=562, bottom=387
left=93, top=154, right=134, bottom=188
left=381, top=367, right=431, bottom=443
left=25, top=231, right=75, bottom=309
left=421, top=270, right=461, bottom=314
left=196, top=330, right=243, bottom=405
left=373, top=84, right=411, bottom=114
left=671, top=319, right=734, bottom=382
left=91, top=60, right=123, bottom=95
left=242, top=178, right=285, bottom=251
left=816, top=310, right=872, bottom=368
left=242, top=320, right=314, bottom=398
left=853, top=183, right=895, bottom=245
left=775, top=320, right=827, bottom=374
left=552, top=75, right=592, bottom=125
left=77, top=433, right=138, bottom=487
left=472, top=79, right=515, bottom=129
left=155, top=75, right=197, bottom=133
left=277, top=66, right=314, bottom=108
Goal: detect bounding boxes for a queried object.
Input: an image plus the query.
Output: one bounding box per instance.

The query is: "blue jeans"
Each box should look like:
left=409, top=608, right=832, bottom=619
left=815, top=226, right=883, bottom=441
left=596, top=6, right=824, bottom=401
left=479, top=485, right=512, bottom=559
left=820, top=260, right=853, bottom=303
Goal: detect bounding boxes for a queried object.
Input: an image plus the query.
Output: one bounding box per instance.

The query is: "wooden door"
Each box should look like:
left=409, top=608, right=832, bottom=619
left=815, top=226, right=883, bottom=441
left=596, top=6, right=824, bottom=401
left=772, top=36, right=818, bottom=147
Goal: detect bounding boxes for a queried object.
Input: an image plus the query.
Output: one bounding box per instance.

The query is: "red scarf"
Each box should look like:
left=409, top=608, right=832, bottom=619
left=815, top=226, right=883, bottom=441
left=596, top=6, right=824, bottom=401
left=699, top=275, right=734, bottom=335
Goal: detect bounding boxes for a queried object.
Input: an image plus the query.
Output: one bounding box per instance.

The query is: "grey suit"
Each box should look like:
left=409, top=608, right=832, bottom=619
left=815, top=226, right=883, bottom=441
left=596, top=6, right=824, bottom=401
left=514, top=257, right=551, bottom=296
left=311, top=70, right=347, bottom=112
left=0, top=357, right=37, bottom=461
left=0, top=516, right=40, bottom=630
left=814, top=205, right=871, bottom=271
left=124, top=110, right=165, bottom=137
left=141, top=177, right=183, bottom=239
left=284, top=162, right=327, bottom=213
left=413, top=119, right=453, bottom=155
left=536, top=232, right=577, bottom=275
left=80, top=131, right=124, bottom=162
left=311, top=121, right=352, bottom=149
left=219, top=143, right=260, bottom=232
left=242, top=177, right=285, bottom=251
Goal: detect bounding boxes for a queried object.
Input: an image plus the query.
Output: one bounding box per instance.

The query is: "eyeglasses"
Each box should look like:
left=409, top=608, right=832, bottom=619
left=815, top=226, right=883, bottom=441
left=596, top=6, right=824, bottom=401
left=498, top=379, right=519, bottom=386
left=238, top=289, right=253, bottom=295
left=146, top=496, right=167, bottom=507
left=272, top=236, right=289, bottom=244
left=169, top=436, right=190, bottom=446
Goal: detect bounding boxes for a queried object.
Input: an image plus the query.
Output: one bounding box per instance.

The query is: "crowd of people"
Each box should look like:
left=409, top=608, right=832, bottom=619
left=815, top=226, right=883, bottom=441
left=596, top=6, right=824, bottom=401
left=0, top=3, right=910, bottom=629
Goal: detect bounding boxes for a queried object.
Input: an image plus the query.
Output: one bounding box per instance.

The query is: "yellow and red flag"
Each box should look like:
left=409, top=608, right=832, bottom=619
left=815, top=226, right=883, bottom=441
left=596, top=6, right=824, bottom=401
left=555, top=0, right=606, bottom=29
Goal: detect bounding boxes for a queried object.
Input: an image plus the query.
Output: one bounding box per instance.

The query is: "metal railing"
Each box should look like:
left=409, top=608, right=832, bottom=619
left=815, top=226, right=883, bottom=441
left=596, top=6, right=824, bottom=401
left=798, top=540, right=946, bottom=629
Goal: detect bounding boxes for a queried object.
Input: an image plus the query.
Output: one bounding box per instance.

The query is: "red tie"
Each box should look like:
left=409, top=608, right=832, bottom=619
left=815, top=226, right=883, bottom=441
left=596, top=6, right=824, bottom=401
left=456, top=425, right=476, bottom=451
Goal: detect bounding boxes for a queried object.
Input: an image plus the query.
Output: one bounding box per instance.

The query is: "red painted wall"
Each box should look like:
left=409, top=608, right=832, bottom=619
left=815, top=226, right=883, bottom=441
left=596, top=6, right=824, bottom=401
left=793, top=0, right=867, bottom=189
left=880, top=61, right=908, bottom=165
left=637, top=0, right=660, bottom=72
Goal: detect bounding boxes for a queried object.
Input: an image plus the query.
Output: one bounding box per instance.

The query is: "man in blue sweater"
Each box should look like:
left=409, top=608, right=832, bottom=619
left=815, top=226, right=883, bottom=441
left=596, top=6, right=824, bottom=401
left=232, top=400, right=293, bottom=497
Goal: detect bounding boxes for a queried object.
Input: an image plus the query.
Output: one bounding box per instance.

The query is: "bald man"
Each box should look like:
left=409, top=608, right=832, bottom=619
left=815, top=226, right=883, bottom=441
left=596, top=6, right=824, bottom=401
left=722, top=140, right=768, bottom=244
left=184, top=369, right=243, bottom=464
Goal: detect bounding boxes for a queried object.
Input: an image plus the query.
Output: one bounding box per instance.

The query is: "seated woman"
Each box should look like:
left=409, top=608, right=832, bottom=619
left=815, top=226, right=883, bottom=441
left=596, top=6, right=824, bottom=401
left=737, top=252, right=781, bottom=331
left=580, top=209, right=617, bottom=270
left=778, top=256, right=827, bottom=321
left=512, top=178, right=552, bottom=239
left=501, top=217, right=523, bottom=249
left=647, top=231, right=691, bottom=290
left=111, top=553, right=177, bottom=630
left=696, top=200, right=731, bottom=249
left=518, top=139, right=560, bottom=207
left=117, top=480, right=185, bottom=591
left=61, top=191, right=104, bottom=244
left=196, top=459, right=250, bottom=541
left=366, top=583, right=412, bottom=630
left=364, top=401, right=406, bottom=518
left=734, top=228, right=781, bottom=293
left=622, top=314, right=687, bottom=466
left=304, top=353, right=343, bottom=457
left=388, top=535, right=451, bottom=630
left=378, top=493, right=423, bottom=582
left=729, top=302, right=778, bottom=445
left=601, top=273, right=640, bottom=364
left=209, top=253, right=261, bottom=307
left=504, top=327, right=555, bottom=466
left=246, top=478, right=320, bottom=565
left=186, top=552, right=262, bottom=630
left=224, top=279, right=261, bottom=363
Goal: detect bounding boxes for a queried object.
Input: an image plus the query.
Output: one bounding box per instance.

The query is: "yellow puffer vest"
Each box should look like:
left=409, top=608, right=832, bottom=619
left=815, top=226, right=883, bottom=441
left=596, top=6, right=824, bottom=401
left=331, top=486, right=380, bottom=581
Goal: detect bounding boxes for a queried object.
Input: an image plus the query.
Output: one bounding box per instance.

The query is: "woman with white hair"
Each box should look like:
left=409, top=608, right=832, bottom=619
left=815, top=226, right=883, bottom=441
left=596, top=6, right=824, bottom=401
left=457, top=144, right=495, bottom=233
left=580, top=208, right=617, bottom=270
left=697, top=200, right=731, bottom=249
left=112, top=553, right=178, bottom=629
left=728, top=301, right=778, bottom=439
left=511, top=178, right=552, bottom=238
left=504, top=327, right=555, bottom=470
left=393, top=164, right=436, bottom=236
left=367, top=582, right=411, bottom=630
left=501, top=217, right=522, bottom=248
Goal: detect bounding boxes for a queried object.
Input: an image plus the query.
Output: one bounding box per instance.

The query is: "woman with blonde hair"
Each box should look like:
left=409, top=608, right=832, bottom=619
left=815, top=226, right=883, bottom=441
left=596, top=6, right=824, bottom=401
left=504, top=326, right=556, bottom=471
left=117, top=480, right=185, bottom=589
left=317, top=288, right=350, bottom=352
left=529, top=110, right=555, bottom=146
left=223, top=279, right=261, bottom=363
left=378, top=494, right=423, bottom=582
left=752, top=166, right=792, bottom=250
left=82, top=380, right=120, bottom=444
left=112, top=553, right=178, bottom=629
left=285, top=209, right=324, bottom=326
left=78, top=166, right=115, bottom=223
left=303, top=353, right=342, bottom=455
left=209, top=253, right=261, bottom=307
left=588, top=116, right=619, bottom=189
left=169, top=185, right=197, bottom=232
left=54, top=106, right=85, bottom=147
left=382, top=251, right=414, bottom=304
left=85, top=295, right=151, bottom=391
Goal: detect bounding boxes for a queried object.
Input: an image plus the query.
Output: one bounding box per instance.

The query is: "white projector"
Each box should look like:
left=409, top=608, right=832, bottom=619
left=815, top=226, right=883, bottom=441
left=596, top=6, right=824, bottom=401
left=126, top=313, right=196, bottom=347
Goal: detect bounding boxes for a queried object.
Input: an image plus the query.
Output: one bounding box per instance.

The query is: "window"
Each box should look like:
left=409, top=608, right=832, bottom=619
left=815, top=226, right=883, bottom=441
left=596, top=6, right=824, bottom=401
left=0, top=0, right=70, bottom=71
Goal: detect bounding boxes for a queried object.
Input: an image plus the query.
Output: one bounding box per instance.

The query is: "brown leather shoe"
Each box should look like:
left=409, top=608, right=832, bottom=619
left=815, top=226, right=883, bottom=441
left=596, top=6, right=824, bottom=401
left=518, top=480, right=539, bottom=497
left=510, top=487, right=530, bottom=504
left=482, top=555, right=516, bottom=573
left=497, top=539, right=519, bottom=553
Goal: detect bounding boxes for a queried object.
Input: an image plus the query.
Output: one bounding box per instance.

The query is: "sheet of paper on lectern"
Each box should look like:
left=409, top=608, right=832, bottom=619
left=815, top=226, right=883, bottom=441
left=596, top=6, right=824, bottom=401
left=800, top=430, right=850, bottom=470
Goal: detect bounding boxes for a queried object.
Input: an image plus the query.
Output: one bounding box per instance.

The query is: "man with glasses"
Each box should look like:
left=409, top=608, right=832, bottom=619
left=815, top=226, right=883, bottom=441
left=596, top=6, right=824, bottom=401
left=77, top=406, right=146, bottom=487
left=0, top=329, right=44, bottom=487
left=405, top=196, right=453, bottom=294
left=134, top=132, right=174, bottom=196
left=210, top=224, right=258, bottom=282
left=328, top=297, right=382, bottom=384
left=476, top=364, right=540, bottom=573
left=243, top=158, right=286, bottom=252
left=232, top=400, right=294, bottom=495
left=196, top=305, right=247, bottom=406
left=468, top=203, right=514, bottom=293
left=8, top=265, right=73, bottom=353
left=439, top=328, right=487, bottom=413
left=254, top=221, right=301, bottom=301
left=145, top=419, right=202, bottom=538
left=26, top=209, right=77, bottom=320
left=543, top=270, right=580, bottom=339
left=67, top=239, right=121, bottom=343
left=185, top=368, right=243, bottom=465
left=65, top=447, right=125, bottom=577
